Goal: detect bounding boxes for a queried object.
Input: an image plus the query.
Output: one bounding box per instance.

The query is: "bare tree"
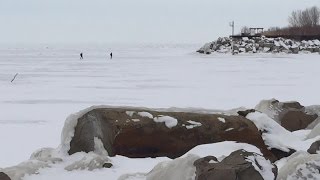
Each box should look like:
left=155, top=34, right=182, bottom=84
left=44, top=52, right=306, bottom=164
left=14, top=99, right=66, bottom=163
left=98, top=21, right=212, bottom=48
left=288, top=10, right=301, bottom=27
left=288, top=6, right=320, bottom=27
left=309, top=6, right=320, bottom=26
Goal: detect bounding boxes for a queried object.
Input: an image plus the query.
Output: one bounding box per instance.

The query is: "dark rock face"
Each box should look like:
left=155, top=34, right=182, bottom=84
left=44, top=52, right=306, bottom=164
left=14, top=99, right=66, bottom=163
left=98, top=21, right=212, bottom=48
left=237, top=109, right=256, bottom=117
left=278, top=101, right=318, bottom=132
left=280, top=110, right=318, bottom=132
left=308, top=140, right=320, bottom=154
left=0, top=172, right=11, bottom=180
left=194, top=150, right=277, bottom=180
left=270, top=148, right=296, bottom=160
left=68, top=108, right=275, bottom=160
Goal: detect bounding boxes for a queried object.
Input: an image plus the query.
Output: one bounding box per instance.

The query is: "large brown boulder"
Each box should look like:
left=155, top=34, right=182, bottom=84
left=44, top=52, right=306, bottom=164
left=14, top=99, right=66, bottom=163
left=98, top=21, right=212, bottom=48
left=280, top=110, right=318, bottom=132
left=255, top=99, right=318, bottom=131
left=0, top=172, right=11, bottom=180
left=68, top=108, right=275, bottom=160
left=194, top=150, right=277, bottom=180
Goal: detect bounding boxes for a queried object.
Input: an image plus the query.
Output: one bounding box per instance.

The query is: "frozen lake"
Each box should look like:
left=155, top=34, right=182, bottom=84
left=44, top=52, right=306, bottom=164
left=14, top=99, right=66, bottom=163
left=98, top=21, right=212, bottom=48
left=1, top=43, right=320, bottom=166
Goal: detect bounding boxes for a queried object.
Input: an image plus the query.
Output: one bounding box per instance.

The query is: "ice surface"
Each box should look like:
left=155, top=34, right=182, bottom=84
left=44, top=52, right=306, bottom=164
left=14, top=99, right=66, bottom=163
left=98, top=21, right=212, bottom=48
left=1, top=44, right=320, bottom=178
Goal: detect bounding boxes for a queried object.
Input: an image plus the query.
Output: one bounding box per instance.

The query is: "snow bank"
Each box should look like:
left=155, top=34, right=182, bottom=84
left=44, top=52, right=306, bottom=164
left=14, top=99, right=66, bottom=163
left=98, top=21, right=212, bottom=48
left=184, top=141, right=262, bottom=161
left=64, top=152, right=111, bottom=171
left=246, top=112, right=320, bottom=152
left=119, top=141, right=264, bottom=180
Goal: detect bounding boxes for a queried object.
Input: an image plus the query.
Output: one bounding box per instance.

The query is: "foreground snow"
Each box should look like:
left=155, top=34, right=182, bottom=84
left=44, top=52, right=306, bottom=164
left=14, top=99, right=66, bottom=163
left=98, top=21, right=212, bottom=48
left=19, top=142, right=262, bottom=180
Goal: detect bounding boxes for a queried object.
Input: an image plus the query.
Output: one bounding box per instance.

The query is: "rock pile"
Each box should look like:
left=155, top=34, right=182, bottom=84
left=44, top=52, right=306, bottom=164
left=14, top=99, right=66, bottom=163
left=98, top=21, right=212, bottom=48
left=197, top=36, right=320, bottom=54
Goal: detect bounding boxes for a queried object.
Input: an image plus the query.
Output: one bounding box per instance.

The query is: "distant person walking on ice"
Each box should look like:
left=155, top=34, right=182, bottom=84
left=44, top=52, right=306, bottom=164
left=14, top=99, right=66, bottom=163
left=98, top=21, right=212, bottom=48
left=110, top=52, right=113, bottom=59
left=80, top=53, right=83, bottom=60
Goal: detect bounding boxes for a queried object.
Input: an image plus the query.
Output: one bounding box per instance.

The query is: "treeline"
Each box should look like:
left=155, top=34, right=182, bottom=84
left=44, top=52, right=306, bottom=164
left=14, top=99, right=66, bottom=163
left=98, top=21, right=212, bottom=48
left=264, top=6, right=320, bottom=37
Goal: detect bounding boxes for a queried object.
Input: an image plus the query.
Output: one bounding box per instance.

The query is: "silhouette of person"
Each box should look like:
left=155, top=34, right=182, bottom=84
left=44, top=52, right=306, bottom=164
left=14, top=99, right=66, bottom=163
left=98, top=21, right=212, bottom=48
left=110, top=52, right=113, bottom=59
left=80, top=53, right=83, bottom=59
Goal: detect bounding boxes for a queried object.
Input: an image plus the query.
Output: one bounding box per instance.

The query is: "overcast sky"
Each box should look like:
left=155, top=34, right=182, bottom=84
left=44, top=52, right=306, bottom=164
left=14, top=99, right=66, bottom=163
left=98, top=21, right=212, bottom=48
left=0, top=0, right=318, bottom=44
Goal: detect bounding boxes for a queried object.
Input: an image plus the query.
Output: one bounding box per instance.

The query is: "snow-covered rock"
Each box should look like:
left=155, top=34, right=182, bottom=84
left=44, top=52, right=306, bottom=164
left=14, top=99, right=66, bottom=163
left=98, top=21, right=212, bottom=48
left=246, top=112, right=320, bottom=158
left=193, top=150, right=277, bottom=180
left=277, top=151, right=320, bottom=180
left=255, top=99, right=318, bottom=131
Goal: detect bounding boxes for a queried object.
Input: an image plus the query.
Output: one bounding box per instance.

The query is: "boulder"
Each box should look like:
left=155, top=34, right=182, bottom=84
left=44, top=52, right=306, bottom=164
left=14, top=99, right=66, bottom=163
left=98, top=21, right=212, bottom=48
left=269, top=148, right=296, bottom=160
left=194, top=150, right=277, bottom=180
left=308, top=140, right=320, bottom=154
left=291, top=47, right=299, bottom=54
left=255, top=99, right=318, bottom=131
left=278, top=152, right=320, bottom=180
left=68, top=107, right=275, bottom=160
left=0, top=172, right=11, bottom=180
left=280, top=110, right=318, bottom=132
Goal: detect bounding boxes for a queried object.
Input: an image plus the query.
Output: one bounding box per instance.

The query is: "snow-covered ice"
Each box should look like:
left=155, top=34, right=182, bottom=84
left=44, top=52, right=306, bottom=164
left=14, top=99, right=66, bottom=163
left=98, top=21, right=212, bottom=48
left=1, top=43, right=320, bottom=179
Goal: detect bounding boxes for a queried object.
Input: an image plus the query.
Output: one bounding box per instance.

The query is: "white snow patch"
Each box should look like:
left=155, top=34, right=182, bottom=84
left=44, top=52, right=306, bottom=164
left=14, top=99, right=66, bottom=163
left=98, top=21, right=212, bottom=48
left=218, top=117, right=226, bottom=123
left=153, top=116, right=178, bottom=128
left=245, top=154, right=275, bottom=180
left=93, top=137, right=108, bottom=156
left=185, top=120, right=202, bottom=129
left=225, top=128, right=234, bottom=132
left=126, top=111, right=135, bottom=117
left=209, top=160, right=217, bottom=163
left=184, top=141, right=262, bottom=161
left=137, top=112, right=153, bottom=119
left=246, top=112, right=320, bottom=152
left=131, top=119, right=140, bottom=122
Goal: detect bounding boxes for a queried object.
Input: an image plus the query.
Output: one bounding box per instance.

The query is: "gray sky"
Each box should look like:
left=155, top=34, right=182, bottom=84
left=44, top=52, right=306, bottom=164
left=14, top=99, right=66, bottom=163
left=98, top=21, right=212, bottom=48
left=0, top=0, right=318, bottom=44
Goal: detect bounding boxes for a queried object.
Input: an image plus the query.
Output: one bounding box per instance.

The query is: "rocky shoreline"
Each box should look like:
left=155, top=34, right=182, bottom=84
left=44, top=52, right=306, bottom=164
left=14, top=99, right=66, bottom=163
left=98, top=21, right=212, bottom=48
left=197, top=36, right=320, bottom=54
left=2, top=99, right=320, bottom=180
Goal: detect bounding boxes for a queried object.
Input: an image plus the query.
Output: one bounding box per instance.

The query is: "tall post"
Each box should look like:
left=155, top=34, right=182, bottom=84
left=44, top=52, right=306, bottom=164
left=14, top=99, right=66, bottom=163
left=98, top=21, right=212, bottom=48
left=229, top=21, right=235, bottom=55
left=229, top=21, right=235, bottom=36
